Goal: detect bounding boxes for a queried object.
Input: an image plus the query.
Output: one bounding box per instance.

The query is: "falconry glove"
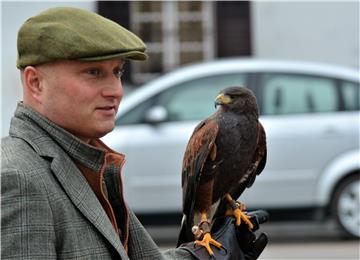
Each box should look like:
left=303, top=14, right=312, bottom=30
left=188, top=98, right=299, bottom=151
left=179, top=210, right=269, bottom=260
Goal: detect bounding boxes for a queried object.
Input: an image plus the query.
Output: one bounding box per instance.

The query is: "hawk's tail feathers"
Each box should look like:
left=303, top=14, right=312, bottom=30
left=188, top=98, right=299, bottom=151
left=177, top=215, right=193, bottom=247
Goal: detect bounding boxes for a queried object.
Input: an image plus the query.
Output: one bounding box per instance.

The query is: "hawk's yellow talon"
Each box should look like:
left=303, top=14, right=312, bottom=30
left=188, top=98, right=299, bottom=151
left=225, top=194, right=254, bottom=230
left=194, top=233, right=222, bottom=256
left=227, top=207, right=254, bottom=229
left=234, top=208, right=242, bottom=226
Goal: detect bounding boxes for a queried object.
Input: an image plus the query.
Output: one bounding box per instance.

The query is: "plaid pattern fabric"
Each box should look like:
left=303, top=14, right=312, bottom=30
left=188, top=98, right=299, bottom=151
left=1, top=103, right=193, bottom=259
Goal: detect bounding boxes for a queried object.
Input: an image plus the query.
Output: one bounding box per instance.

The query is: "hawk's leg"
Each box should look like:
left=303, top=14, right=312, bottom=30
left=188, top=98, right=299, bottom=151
left=192, top=212, right=222, bottom=256
left=225, top=193, right=254, bottom=230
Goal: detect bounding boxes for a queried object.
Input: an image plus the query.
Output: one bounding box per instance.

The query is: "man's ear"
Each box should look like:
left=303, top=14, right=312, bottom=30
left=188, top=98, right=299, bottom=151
left=22, top=66, right=44, bottom=103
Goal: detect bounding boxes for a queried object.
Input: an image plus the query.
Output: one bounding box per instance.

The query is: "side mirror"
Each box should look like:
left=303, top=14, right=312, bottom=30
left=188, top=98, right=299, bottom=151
left=143, top=106, right=168, bottom=124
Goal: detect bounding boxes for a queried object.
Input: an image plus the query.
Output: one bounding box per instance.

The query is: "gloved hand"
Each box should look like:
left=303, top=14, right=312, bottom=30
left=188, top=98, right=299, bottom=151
left=179, top=210, right=269, bottom=260
left=236, top=210, right=269, bottom=260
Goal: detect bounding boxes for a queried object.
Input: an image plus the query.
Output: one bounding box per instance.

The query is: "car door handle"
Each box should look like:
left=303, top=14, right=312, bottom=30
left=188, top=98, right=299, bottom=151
left=322, top=127, right=341, bottom=136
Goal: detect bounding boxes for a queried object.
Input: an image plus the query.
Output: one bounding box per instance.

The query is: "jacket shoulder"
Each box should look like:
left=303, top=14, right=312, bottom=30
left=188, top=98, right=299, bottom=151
left=1, top=136, right=49, bottom=173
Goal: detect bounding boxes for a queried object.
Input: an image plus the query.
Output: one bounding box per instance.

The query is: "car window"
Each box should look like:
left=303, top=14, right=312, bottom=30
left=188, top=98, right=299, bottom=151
left=341, top=80, right=360, bottom=111
left=260, top=73, right=338, bottom=115
left=118, top=73, right=247, bottom=125
left=157, top=73, right=247, bottom=121
left=116, top=97, right=155, bottom=125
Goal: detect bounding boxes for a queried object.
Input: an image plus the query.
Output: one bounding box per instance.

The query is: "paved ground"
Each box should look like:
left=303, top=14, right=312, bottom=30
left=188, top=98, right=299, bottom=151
left=259, top=240, right=358, bottom=260
left=144, top=220, right=360, bottom=260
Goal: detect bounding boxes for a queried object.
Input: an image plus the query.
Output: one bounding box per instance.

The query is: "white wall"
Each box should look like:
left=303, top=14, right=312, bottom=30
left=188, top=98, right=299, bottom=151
left=251, top=1, right=359, bottom=68
left=1, top=1, right=95, bottom=137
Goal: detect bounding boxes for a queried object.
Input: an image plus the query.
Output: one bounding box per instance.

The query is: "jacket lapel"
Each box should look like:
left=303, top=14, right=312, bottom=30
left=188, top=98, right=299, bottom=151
left=50, top=154, right=129, bottom=259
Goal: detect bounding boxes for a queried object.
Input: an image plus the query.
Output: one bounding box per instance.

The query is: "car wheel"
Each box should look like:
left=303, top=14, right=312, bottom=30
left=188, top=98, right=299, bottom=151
left=332, top=174, right=360, bottom=238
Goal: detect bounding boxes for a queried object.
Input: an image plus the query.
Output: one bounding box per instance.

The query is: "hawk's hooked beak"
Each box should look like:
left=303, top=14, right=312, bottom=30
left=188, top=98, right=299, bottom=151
left=215, top=93, right=232, bottom=108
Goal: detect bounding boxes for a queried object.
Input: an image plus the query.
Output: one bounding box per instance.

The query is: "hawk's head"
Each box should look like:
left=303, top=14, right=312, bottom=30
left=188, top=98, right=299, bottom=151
left=215, top=86, right=259, bottom=116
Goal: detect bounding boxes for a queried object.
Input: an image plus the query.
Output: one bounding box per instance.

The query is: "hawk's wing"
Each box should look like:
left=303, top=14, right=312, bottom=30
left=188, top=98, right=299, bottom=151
left=182, top=117, right=219, bottom=217
left=177, top=117, right=219, bottom=246
left=246, top=121, right=267, bottom=188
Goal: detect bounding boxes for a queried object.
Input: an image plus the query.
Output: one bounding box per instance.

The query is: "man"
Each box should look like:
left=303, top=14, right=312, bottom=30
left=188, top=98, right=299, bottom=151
left=1, top=7, right=267, bottom=259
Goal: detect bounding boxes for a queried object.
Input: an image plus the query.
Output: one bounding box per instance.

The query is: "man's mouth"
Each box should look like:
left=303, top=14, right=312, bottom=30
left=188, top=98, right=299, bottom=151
left=96, top=106, right=117, bottom=115
left=97, top=106, right=115, bottom=110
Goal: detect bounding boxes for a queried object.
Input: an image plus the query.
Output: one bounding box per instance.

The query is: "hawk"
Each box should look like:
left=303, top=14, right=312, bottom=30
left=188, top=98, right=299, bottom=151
left=177, top=86, right=267, bottom=256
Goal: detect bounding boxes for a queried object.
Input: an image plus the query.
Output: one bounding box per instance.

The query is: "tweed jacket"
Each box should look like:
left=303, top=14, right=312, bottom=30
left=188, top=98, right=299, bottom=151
left=1, top=103, right=192, bottom=260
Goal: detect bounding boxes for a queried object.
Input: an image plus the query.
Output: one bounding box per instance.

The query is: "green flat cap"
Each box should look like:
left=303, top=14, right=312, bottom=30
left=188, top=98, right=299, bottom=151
left=17, top=7, right=147, bottom=69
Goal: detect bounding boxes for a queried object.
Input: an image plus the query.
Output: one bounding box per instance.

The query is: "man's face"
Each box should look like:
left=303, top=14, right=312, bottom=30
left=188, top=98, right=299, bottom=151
left=36, top=59, right=124, bottom=142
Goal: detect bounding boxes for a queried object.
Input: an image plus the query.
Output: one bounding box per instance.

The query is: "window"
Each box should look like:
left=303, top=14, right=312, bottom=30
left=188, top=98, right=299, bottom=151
left=260, top=73, right=338, bottom=115
left=118, top=73, right=247, bottom=125
left=130, top=1, right=215, bottom=83
left=341, top=80, right=360, bottom=111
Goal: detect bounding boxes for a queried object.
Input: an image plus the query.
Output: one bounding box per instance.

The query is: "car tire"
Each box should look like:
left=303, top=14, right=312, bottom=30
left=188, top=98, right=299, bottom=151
left=332, top=174, right=360, bottom=238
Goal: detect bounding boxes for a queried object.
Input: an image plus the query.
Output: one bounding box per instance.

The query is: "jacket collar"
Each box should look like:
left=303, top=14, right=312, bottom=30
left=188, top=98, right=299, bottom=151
left=9, top=102, right=129, bottom=259
left=10, top=102, right=105, bottom=171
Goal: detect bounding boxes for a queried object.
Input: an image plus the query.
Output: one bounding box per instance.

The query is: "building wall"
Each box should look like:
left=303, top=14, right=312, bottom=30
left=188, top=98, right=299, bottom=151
left=251, top=1, right=359, bottom=68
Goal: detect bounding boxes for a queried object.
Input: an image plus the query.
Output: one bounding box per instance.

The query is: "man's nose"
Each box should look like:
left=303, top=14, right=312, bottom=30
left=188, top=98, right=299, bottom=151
left=102, top=80, right=123, bottom=98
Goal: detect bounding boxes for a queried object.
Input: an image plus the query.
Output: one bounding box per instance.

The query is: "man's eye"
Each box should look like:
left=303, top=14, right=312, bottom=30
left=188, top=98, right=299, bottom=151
left=114, top=68, right=125, bottom=79
left=86, top=68, right=100, bottom=76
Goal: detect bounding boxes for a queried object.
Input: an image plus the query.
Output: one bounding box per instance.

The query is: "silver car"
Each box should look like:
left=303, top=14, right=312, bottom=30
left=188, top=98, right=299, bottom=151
left=102, top=59, right=360, bottom=238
